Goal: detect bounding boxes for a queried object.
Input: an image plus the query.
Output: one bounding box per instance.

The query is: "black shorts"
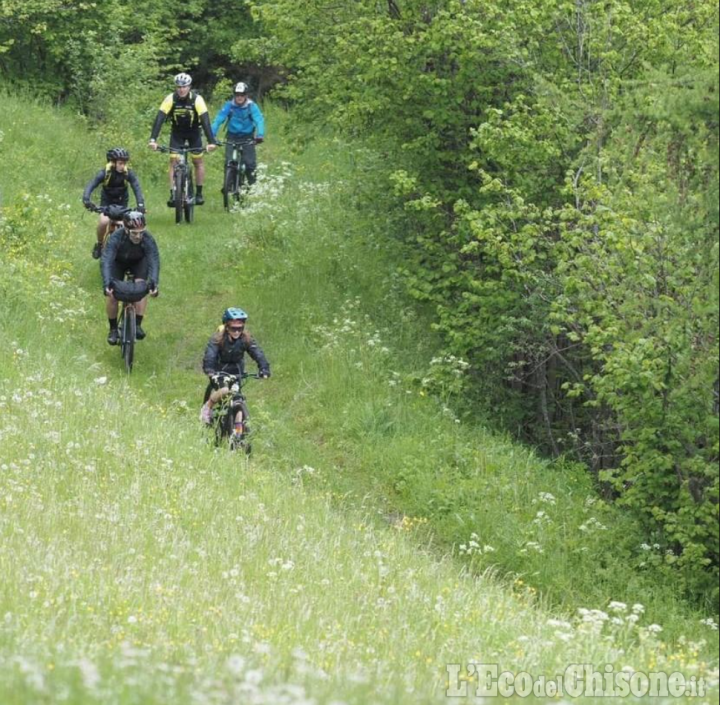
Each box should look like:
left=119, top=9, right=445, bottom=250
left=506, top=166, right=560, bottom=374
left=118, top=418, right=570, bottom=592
left=170, top=132, right=204, bottom=158
left=110, top=258, right=150, bottom=282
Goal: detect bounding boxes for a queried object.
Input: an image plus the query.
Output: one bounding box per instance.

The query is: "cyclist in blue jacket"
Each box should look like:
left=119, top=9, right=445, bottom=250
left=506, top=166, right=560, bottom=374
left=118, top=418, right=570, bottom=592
left=211, top=82, right=265, bottom=187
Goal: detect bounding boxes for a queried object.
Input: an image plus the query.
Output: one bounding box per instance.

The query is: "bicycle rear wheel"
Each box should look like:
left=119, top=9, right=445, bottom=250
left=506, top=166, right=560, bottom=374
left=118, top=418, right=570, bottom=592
left=120, top=305, right=136, bottom=373
left=185, top=171, right=195, bottom=223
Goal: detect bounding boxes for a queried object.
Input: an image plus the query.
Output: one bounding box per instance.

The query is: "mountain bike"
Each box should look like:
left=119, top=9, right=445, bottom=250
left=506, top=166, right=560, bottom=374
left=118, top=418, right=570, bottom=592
left=218, top=138, right=255, bottom=211
left=157, top=145, right=204, bottom=224
left=209, top=372, right=260, bottom=454
left=109, top=277, right=149, bottom=373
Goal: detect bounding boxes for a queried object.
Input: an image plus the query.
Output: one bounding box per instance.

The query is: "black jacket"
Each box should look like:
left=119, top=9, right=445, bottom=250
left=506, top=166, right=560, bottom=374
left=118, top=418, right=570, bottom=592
left=83, top=166, right=145, bottom=207
left=100, top=228, right=160, bottom=290
left=202, top=330, right=270, bottom=377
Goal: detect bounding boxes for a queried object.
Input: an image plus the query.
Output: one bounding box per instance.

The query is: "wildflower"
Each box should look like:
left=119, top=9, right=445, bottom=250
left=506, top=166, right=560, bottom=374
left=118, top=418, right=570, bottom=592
left=226, top=655, right=246, bottom=676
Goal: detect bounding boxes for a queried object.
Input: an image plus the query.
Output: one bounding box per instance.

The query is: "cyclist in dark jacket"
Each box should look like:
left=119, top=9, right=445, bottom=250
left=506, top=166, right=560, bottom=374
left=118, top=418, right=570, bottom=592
left=148, top=72, right=217, bottom=206
left=200, top=307, right=270, bottom=424
left=83, top=147, right=145, bottom=260
left=100, top=211, right=160, bottom=346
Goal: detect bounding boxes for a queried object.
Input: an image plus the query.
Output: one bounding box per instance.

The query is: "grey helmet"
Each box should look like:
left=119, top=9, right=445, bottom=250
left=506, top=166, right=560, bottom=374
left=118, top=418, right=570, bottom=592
left=174, top=72, right=192, bottom=87
left=234, top=82, right=249, bottom=95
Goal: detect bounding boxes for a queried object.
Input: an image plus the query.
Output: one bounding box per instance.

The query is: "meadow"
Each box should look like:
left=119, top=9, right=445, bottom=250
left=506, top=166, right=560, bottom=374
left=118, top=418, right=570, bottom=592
left=0, top=92, right=717, bottom=704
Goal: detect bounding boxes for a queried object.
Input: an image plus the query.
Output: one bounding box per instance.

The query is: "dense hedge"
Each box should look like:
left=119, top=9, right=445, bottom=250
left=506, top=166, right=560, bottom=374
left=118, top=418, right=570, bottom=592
left=246, top=0, right=719, bottom=600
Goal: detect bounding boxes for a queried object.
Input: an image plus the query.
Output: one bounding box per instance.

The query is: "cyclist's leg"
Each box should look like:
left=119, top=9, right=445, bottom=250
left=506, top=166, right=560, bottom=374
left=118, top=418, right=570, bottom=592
left=168, top=158, right=179, bottom=188
left=224, top=140, right=236, bottom=164
left=184, top=132, right=205, bottom=201
left=209, top=386, right=230, bottom=405
left=194, top=155, right=205, bottom=184
left=233, top=404, right=245, bottom=429
left=105, top=292, right=119, bottom=320
left=243, top=142, right=258, bottom=186
left=128, top=259, right=150, bottom=338
left=105, top=261, right=124, bottom=343
left=96, top=214, right=110, bottom=244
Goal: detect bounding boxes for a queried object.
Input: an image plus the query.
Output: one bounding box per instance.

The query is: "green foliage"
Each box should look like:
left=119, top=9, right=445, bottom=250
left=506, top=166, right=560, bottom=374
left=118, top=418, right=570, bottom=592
left=0, top=0, right=258, bottom=109
left=250, top=0, right=720, bottom=600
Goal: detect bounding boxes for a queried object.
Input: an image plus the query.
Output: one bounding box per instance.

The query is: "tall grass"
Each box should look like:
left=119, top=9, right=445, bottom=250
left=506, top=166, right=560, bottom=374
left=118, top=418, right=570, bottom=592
left=0, top=92, right=718, bottom=703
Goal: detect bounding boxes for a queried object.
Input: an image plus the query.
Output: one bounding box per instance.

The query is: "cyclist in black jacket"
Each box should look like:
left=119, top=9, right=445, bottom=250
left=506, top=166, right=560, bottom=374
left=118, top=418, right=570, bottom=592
left=100, top=211, right=160, bottom=346
left=200, top=307, right=270, bottom=424
left=83, top=147, right=145, bottom=259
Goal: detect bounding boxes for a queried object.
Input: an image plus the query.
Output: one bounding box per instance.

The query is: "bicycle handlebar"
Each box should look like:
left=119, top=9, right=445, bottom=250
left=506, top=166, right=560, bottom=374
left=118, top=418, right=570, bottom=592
left=90, top=204, right=130, bottom=219
left=216, top=138, right=256, bottom=147
left=155, top=145, right=210, bottom=154
left=210, top=372, right=263, bottom=387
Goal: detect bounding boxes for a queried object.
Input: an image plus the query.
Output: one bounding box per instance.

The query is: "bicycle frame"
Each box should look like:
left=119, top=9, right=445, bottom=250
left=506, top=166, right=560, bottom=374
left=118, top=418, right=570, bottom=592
left=157, top=145, right=205, bottom=224
left=210, top=372, right=259, bottom=453
left=219, top=139, right=254, bottom=211
left=111, top=275, right=149, bottom=374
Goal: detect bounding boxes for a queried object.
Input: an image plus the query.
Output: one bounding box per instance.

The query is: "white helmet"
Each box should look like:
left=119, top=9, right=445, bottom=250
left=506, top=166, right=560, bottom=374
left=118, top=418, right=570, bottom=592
left=234, top=82, right=249, bottom=95
left=174, top=73, right=192, bottom=87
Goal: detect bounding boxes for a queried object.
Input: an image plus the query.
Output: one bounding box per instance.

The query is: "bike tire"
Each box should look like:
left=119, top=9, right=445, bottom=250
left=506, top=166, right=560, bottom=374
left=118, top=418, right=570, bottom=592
left=174, top=168, right=184, bottom=225
left=121, top=306, right=136, bottom=373
left=214, top=406, right=233, bottom=447
left=223, top=163, right=236, bottom=211
left=185, top=171, right=195, bottom=224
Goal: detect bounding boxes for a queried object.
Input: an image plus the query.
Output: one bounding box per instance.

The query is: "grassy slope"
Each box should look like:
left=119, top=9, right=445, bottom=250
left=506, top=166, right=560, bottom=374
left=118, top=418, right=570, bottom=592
left=0, top=93, right=717, bottom=703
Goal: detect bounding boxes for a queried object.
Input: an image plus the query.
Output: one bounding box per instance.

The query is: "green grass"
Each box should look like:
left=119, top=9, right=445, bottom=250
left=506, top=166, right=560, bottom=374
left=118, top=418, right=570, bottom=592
left=0, top=92, right=718, bottom=703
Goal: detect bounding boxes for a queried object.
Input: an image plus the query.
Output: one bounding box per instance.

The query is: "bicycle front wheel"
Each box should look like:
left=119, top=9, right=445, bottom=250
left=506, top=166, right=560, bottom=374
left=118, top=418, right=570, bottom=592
left=223, top=163, right=237, bottom=211
left=214, top=407, right=233, bottom=447
left=174, top=168, right=184, bottom=224
left=121, top=306, right=136, bottom=373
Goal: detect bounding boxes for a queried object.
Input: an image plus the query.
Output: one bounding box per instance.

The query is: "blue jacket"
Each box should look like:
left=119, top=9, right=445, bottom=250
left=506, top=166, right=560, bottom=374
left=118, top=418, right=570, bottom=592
left=211, top=99, right=265, bottom=140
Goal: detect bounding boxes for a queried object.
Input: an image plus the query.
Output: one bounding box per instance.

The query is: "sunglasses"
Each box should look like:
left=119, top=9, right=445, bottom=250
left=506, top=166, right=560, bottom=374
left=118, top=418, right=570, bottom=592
left=228, top=325, right=245, bottom=332
left=129, top=229, right=145, bottom=236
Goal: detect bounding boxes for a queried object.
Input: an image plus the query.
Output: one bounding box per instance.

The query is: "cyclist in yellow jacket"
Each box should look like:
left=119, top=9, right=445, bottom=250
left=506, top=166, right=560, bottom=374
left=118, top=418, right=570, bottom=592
left=148, top=73, right=217, bottom=206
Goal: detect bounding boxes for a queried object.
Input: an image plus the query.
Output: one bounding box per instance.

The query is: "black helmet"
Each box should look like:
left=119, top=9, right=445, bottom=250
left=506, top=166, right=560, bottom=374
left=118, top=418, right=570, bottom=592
left=107, top=147, right=130, bottom=162
left=123, top=210, right=146, bottom=230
